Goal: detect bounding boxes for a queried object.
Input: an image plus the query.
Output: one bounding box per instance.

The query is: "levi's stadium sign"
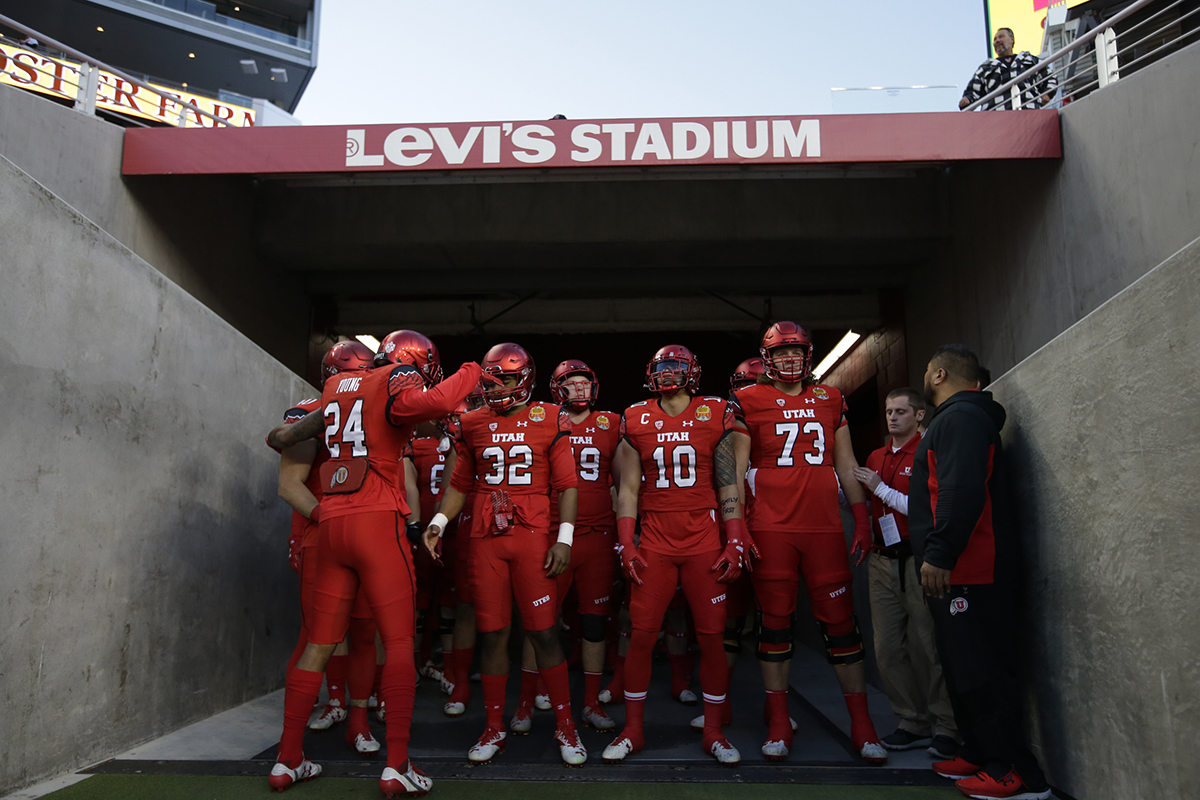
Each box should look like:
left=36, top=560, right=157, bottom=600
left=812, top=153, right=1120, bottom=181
left=121, top=112, right=1061, bottom=176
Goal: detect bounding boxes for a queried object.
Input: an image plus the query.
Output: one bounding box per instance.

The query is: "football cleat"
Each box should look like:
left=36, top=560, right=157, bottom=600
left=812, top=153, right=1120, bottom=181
left=350, top=731, right=381, bottom=755
left=602, top=733, right=642, bottom=763
left=934, top=756, right=986, bottom=780
left=379, top=764, right=433, bottom=798
left=439, top=675, right=455, bottom=696
left=509, top=705, right=533, bottom=734
left=761, top=739, right=790, bottom=761
left=534, top=693, right=552, bottom=711
left=555, top=726, right=588, bottom=766
left=955, top=769, right=1051, bottom=800
left=418, top=661, right=444, bottom=683
left=675, top=688, right=698, bottom=705
left=582, top=704, right=615, bottom=730
left=443, top=700, right=466, bottom=717
left=705, top=735, right=741, bottom=767
left=468, top=726, right=507, bottom=763
left=376, top=700, right=386, bottom=723
left=368, top=693, right=379, bottom=709
left=308, top=702, right=346, bottom=730
left=597, top=687, right=622, bottom=705
left=268, top=759, right=321, bottom=792
left=858, top=739, right=888, bottom=764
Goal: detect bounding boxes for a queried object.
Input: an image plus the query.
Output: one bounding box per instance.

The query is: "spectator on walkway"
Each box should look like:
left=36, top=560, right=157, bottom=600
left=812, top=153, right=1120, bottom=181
left=959, top=28, right=1057, bottom=110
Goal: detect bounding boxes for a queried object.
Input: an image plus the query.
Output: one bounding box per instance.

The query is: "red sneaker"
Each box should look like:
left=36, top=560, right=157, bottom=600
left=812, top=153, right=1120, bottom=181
left=934, top=755, right=986, bottom=780
left=955, top=769, right=1051, bottom=800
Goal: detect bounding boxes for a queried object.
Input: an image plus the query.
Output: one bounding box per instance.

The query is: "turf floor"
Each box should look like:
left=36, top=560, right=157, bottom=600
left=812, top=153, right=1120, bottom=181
left=42, top=775, right=963, bottom=800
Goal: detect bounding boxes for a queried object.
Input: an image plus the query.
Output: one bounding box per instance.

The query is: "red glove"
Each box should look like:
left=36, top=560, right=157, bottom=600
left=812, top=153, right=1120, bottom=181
left=849, top=502, right=871, bottom=567
left=712, top=517, right=749, bottom=583
left=742, top=527, right=762, bottom=573
left=615, top=517, right=647, bottom=586
left=287, top=535, right=301, bottom=574
left=308, top=503, right=323, bottom=526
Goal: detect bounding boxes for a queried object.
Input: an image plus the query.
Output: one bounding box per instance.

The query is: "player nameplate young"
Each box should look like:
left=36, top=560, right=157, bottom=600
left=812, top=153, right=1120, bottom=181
left=879, top=513, right=902, bottom=547
left=320, top=459, right=370, bottom=494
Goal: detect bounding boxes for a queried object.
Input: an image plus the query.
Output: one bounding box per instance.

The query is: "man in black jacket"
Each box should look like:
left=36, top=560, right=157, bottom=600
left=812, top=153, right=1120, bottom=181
left=909, top=345, right=1050, bottom=800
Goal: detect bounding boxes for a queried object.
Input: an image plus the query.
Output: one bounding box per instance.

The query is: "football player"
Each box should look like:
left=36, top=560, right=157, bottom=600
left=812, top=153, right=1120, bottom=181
left=602, top=345, right=750, bottom=767
left=729, top=357, right=765, bottom=392
left=265, top=330, right=485, bottom=797
left=422, top=343, right=587, bottom=766
left=278, top=341, right=381, bottom=755
left=731, top=322, right=886, bottom=764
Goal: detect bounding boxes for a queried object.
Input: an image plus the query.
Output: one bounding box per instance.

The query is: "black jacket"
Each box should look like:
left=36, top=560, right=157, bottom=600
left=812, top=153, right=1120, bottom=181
left=909, top=390, right=1019, bottom=584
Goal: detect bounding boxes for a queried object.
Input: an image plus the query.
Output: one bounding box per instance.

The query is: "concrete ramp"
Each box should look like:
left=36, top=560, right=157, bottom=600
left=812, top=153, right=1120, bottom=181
left=0, top=153, right=313, bottom=795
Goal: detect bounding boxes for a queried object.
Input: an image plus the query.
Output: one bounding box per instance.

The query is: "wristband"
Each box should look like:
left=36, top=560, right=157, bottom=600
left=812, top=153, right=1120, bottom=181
left=617, top=516, right=637, bottom=544
left=556, top=522, right=574, bottom=547
left=430, top=512, right=449, bottom=537
left=724, top=516, right=747, bottom=542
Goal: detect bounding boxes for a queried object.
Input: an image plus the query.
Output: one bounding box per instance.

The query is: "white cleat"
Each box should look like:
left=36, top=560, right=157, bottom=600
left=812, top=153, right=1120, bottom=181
left=468, top=727, right=507, bottom=763
left=440, top=675, right=455, bottom=696
left=509, top=705, right=533, bottom=734
left=602, top=735, right=640, bottom=763
left=675, top=688, right=698, bottom=705
left=368, top=693, right=379, bottom=709
left=582, top=704, right=615, bottom=730
left=308, top=703, right=346, bottom=731
left=379, top=764, right=432, bottom=798
left=791, top=716, right=798, bottom=732
left=690, top=714, right=705, bottom=731
left=443, top=700, right=466, bottom=717
left=761, top=739, right=790, bottom=761
left=268, top=759, right=321, bottom=792
left=351, top=731, right=381, bottom=755
left=597, top=688, right=613, bottom=704
left=534, top=693, right=552, bottom=711
left=707, top=736, right=742, bottom=767
left=418, top=661, right=444, bottom=683
left=376, top=700, right=386, bottom=723
left=555, top=726, right=588, bottom=766
left=860, top=740, right=888, bottom=764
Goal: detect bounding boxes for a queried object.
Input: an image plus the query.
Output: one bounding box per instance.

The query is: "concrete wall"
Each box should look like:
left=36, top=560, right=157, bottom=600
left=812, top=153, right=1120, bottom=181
left=0, top=153, right=313, bottom=794
left=907, top=39, right=1200, bottom=383
left=988, top=234, right=1200, bottom=800
left=0, top=82, right=309, bottom=373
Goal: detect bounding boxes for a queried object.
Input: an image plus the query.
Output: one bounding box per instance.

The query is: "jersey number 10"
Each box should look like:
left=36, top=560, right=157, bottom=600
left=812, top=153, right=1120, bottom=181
left=652, top=444, right=697, bottom=488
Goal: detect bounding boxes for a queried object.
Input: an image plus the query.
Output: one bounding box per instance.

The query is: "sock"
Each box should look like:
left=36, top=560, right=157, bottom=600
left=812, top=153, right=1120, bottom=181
left=450, top=646, right=474, bottom=704
left=622, top=694, right=646, bottom=748
left=482, top=674, right=507, bottom=730
left=536, top=673, right=549, bottom=698
left=622, top=628, right=655, bottom=739
left=347, top=618, right=377, bottom=706
left=381, top=636, right=417, bottom=771
left=584, top=671, right=603, bottom=707
left=346, top=704, right=370, bottom=743
left=539, top=661, right=574, bottom=729
left=765, top=690, right=792, bottom=745
left=669, top=652, right=691, bottom=698
left=844, top=692, right=880, bottom=744
left=372, top=662, right=384, bottom=699
left=604, top=653, right=626, bottom=700
left=325, top=654, right=348, bottom=707
left=442, top=648, right=456, bottom=686
left=696, top=632, right=728, bottom=740
left=519, top=668, right=539, bottom=709
left=278, top=667, right=324, bottom=768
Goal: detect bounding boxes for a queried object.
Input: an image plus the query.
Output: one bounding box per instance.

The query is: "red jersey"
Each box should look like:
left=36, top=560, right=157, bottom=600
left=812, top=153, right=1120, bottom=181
left=407, top=435, right=452, bottom=524
left=865, top=432, right=921, bottom=545
left=283, top=397, right=324, bottom=550
left=550, top=409, right=620, bottom=530
left=449, top=402, right=577, bottom=537
left=733, top=382, right=848, bottom=533
left=623, top=395, right=735, bottom=554
left=317, top=362, right=483, bottom=520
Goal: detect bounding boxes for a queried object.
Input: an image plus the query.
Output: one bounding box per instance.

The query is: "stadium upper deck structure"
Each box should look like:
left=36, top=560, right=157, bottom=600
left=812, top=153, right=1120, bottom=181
left=1, top=8, right=1198, bottom=800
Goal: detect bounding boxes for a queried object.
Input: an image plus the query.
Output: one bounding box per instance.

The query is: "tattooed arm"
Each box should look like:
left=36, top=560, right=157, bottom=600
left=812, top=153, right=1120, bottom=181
left=714, top=432, right=743, bottom=522
left=268, top=409, right=324, bottom=450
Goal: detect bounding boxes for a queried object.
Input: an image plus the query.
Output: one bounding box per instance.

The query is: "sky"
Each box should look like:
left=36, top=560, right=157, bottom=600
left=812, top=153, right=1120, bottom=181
left=294, top=0, right=993, bottom=125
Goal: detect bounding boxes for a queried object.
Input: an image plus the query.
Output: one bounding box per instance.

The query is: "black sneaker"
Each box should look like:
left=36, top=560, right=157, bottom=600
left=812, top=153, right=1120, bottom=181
left=928, top=734, right=960, bottom=759
left=881, top=728, right=933, bottom=751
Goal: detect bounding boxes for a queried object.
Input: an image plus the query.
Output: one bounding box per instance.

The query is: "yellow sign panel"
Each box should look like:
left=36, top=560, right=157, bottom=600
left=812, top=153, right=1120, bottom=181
left=985, top=0, right=1091, bottom=58
left=0, top=42, right=254, bottom=127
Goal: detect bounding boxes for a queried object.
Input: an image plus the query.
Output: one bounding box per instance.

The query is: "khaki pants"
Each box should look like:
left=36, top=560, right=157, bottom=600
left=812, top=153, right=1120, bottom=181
left=868, top=552, right=957, bottom=738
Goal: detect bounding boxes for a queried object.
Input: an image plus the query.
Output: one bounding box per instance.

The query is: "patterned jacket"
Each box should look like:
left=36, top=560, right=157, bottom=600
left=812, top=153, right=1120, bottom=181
left=962, top=51, right=1057, bottom=110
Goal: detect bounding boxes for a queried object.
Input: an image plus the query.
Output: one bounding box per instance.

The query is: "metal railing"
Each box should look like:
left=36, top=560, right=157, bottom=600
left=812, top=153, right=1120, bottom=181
left=139, top=0, right=311, bottom=50
left=0, top=13, right=234, bottom=127
left=966, top=0, right=1200, bottom=111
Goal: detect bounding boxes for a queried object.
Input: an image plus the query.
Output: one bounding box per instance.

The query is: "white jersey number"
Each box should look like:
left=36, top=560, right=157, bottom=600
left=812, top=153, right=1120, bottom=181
left=652, top=444, right=697, bottom=488
left=323, top=398, right=368, bottom=458
left=481, top=444, right=534, bottom=486
left=578, top=446, right=602, bottom=482
left=774, top=421, right=825, bottom=466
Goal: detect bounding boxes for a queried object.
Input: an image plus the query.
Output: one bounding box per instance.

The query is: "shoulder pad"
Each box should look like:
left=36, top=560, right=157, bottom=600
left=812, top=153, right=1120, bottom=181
left=630, top=400, right=649, bottom=408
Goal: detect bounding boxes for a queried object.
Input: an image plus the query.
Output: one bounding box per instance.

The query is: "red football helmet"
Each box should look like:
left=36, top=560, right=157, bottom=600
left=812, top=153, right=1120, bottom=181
left=645, top=344, right=701, bottom=395
left=481, top=343, right=536, bottom=410
left=442, top=398, right=473, bottom=439
left=321, top=340, right=375, bottom=382
left=550, top=359, right=599, bottom=411
left=374, top=329, right=443, bottom=387
left=760, top=322, right=813, bottom=383
left=729, top=357, right=765, bottom=391
left=466, top=381, right=486, bottom=411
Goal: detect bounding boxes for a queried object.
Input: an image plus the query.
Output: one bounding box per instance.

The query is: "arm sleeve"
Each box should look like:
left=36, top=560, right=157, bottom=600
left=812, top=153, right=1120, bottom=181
left=388, top=362, right=483, bottom=424
left=548, top=432, right=578, bottom=493
left=873, top=481, right=908, bottom=516
left=449, top=433, right=477, bottom=495
left=922, top=413, right=993, bottom=570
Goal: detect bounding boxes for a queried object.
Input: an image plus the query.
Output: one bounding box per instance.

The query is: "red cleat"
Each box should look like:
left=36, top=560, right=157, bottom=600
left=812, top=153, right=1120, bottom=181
left=379, top=763, right=433, bottom=798
left=934, top=756, right=986, bottom=780
left=955, top=769, right=1051, bottom=799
